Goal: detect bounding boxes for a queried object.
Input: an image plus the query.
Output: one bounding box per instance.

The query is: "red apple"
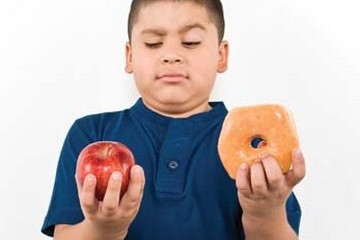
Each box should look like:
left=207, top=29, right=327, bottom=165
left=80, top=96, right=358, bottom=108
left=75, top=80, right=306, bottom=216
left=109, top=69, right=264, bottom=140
left=76, top=141, right=135, bottom=201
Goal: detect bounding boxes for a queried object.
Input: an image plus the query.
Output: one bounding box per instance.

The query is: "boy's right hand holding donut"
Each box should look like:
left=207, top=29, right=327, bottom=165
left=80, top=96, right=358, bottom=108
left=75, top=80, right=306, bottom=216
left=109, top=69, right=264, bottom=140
left=218, top=105, right=305, bottom=238
left=54, top=165, right=145, bottom=240
left=236, top=149, right=306, bottom=240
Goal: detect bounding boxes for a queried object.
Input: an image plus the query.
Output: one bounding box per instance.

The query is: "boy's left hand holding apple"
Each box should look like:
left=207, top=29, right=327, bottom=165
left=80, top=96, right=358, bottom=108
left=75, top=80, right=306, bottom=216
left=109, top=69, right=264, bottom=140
left=79, top=165, right=145, bottom=240
left=236, top=149, right=306, bottom=240
left=54, top=165, right=145, bottom=240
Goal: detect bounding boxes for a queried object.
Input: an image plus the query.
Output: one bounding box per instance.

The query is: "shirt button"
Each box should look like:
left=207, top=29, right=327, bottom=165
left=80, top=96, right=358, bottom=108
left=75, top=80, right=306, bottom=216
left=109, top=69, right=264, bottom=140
left=168, top=160, right=179, bottom=170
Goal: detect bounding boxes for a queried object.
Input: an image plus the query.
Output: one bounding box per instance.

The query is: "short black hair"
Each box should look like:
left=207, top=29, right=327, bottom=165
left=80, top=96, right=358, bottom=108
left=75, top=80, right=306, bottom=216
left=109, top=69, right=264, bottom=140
left=127, top=0, right=225, bottom=42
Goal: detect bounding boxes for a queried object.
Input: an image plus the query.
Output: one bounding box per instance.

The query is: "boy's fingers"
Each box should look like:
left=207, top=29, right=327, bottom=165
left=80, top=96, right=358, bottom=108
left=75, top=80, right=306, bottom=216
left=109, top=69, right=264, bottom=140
left=286, top=149, right=306, bottom=187
left=250, top=161, right=267, bottom=194
left=120, top=165, right=145, bottom=213
left=236, top=163, right=251, bottom=198
left=102, top=171, right=123, bottom=211
left=75, top=173, right=82, bottom=193
left=261, top=156, right=283, bottom=190
left=78, top=174, right=98, bottom=215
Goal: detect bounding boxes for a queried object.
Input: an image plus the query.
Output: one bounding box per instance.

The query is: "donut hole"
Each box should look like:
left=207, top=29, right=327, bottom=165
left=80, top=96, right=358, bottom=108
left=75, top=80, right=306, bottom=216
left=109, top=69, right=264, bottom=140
left=250, top=136, right=267, bottom=149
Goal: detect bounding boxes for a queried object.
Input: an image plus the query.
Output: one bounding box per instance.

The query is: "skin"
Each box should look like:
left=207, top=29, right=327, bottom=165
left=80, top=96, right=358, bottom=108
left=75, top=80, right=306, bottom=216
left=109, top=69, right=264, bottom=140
left=54, top=2, right=305, bottom=240
left=237, top=149, right=306, bottom=240
left=125, top=1, right=229, bottom=118
left=54, top=166, right=144, bottom=240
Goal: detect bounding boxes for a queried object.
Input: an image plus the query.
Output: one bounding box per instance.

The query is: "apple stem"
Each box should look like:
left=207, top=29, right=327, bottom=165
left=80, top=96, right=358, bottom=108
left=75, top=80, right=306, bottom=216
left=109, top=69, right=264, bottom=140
left=99, top=146, right=112, bottom=159
left=107, top=146, right=112, bottom=157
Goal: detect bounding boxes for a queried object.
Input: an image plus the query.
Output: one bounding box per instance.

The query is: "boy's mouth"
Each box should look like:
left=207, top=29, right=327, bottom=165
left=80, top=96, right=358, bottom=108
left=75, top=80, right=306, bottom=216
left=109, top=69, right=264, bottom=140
left=156, top=72, right=189, bottom=83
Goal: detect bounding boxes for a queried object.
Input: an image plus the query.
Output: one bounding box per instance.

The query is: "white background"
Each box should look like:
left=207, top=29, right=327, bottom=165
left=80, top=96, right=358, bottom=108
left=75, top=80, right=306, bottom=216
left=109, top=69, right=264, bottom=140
left=1, top=0, right=359, bottom=239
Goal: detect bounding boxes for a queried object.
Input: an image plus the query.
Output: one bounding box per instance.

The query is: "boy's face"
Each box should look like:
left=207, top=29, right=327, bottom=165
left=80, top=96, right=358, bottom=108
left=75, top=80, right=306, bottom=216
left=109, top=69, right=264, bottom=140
left=125, top=1, right=228, bottom=117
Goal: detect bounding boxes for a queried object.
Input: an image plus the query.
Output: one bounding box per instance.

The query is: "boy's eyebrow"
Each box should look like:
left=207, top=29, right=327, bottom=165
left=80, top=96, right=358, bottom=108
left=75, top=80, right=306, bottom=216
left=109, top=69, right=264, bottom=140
left=140, top=23, right=207, bottom=36
left=179, top=23, right=207, bottom=34
left=140, top=28, right=167, bottom=37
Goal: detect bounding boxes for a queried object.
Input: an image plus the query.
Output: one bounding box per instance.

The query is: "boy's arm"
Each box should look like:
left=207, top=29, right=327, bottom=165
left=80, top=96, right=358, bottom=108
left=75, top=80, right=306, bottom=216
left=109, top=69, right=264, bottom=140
left=54, top=165, right=145, bottom=240
left=241, top=207, right=298, bottom=240
left=54, top=221, right=126, bottom=240
left=236, top=149, right=306, bottom=240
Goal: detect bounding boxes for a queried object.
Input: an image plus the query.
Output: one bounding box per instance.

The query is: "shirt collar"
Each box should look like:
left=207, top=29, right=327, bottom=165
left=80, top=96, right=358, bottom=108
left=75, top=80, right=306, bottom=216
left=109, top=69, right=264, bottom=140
left=130, top=98, right=228, bottom=125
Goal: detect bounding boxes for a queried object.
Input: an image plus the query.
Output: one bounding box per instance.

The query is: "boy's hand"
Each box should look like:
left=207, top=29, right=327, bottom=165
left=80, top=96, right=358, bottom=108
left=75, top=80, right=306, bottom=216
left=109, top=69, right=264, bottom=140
left=236, top=149, right=305, bottom=221
left=76, top=165, right=145, bottom=239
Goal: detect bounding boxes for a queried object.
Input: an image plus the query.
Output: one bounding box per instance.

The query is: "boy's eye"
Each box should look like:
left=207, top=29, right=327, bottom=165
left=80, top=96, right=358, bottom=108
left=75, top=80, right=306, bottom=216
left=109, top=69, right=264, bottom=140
left=145, top=42, right=162, bottom=48
left=182, top=41, right=201, bottom=48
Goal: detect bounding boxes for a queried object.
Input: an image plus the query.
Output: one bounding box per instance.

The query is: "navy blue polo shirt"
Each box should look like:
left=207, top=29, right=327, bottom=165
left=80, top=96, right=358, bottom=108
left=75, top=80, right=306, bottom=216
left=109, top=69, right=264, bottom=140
left=41, top=98, right=301, bottom=239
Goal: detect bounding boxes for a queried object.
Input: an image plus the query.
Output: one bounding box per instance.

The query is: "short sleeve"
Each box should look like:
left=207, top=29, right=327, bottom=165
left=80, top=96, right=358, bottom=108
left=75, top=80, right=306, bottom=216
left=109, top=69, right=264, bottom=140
left=41, top=118, right=98, bottom=236
left=286, top=192, right=302, bottom=235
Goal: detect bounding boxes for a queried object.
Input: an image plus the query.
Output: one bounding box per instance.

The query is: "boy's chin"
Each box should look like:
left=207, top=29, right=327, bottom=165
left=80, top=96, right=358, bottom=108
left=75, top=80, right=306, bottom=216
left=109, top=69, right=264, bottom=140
left=152, top=93, right=190, bottom=105
left=144, top=95, right=209, bottom=117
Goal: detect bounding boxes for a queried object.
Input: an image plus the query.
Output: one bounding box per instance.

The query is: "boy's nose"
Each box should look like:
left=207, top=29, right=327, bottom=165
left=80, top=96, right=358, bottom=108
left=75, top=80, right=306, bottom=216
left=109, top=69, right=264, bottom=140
left=161, top=55, right=183, bottom=64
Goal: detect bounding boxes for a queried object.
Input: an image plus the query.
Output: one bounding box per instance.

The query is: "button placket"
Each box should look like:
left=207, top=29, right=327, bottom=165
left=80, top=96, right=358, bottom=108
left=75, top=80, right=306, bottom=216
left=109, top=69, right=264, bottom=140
left=167, top=160, right=179, bottom=170
left=155, top=121, right=192, bottom=194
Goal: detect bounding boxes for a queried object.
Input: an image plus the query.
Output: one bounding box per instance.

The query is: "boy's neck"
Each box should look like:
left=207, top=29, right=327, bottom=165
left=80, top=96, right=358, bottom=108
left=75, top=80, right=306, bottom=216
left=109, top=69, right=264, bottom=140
left=142, top=98, right=213, bottom=118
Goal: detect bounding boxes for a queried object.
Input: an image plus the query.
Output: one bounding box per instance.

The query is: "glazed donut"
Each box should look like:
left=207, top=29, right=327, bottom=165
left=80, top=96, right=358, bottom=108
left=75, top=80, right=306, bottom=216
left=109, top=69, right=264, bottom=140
left=218, top=104, right=299, bottom=179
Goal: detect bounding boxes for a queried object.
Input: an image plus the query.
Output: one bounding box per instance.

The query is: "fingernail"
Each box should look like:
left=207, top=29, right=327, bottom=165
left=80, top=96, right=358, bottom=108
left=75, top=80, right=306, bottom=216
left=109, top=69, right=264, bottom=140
left=240, top=163, right=248, bottom=170
left=132, top=165, right=143, bottom=176
left=294, top=148, right=302, bottom=157
left=261, top=154, right=273, bottom=161
left=112, top=171, right=121, bottom=180
left=85, top=174, right=96, bottom=184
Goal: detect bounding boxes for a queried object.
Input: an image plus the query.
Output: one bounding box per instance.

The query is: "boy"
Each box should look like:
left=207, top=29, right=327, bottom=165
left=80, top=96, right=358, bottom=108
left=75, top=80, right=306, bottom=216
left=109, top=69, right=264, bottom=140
left=41, top=0, right=306, bottom=239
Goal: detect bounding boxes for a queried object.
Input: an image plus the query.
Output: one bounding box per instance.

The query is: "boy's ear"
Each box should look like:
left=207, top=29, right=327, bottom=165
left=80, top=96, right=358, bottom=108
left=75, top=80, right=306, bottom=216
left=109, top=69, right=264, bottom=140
left=217, top=40, right=229, bottom=73
left=125, top=42, right=133, bottom=73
